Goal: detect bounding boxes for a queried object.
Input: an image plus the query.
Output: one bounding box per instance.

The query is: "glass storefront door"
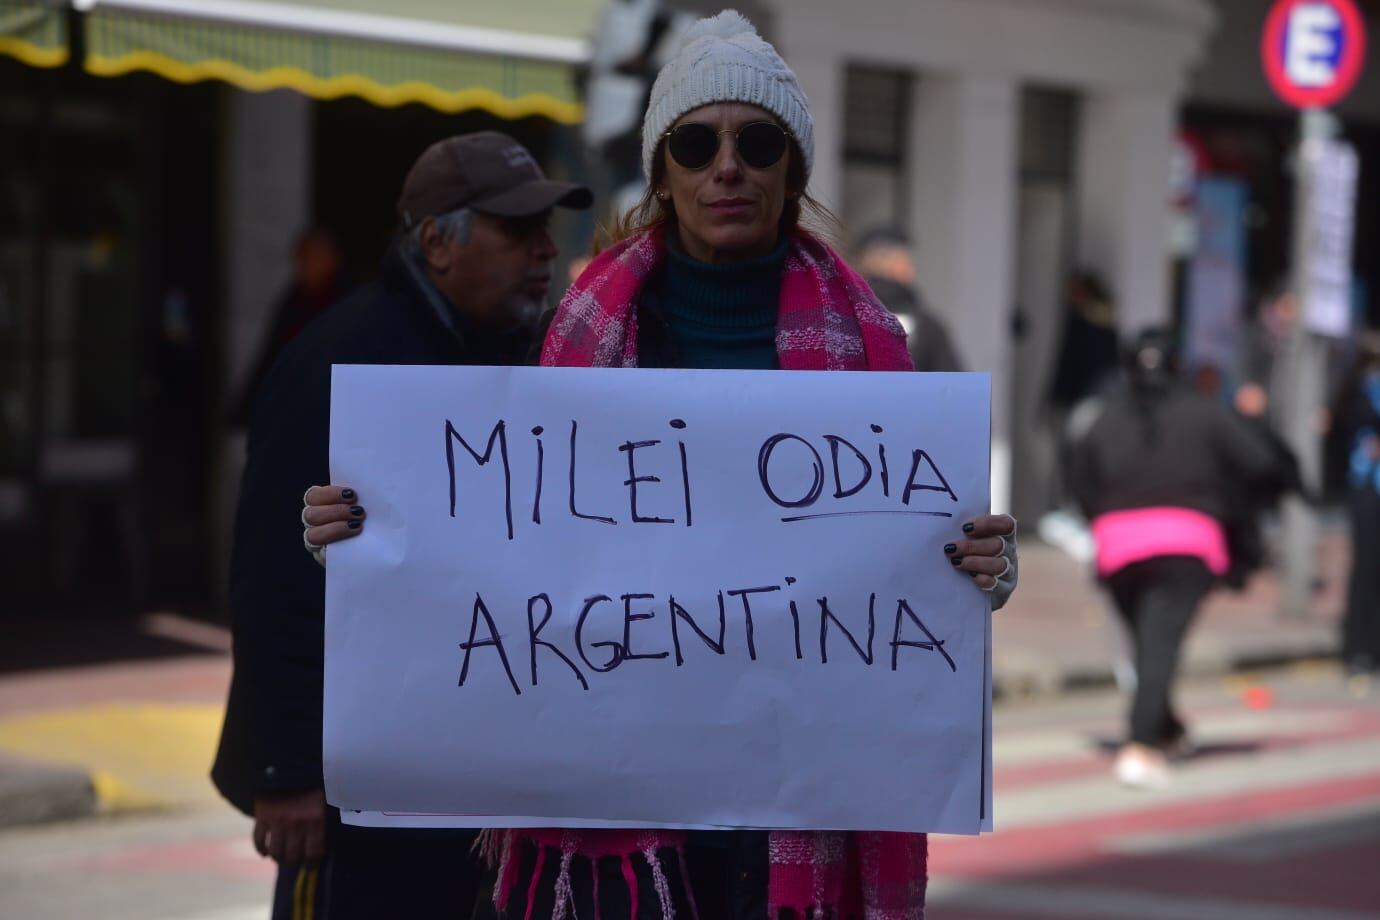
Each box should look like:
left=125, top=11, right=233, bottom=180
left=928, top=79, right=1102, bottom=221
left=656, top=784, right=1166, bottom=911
left=0, top=58, right=217, bottom=613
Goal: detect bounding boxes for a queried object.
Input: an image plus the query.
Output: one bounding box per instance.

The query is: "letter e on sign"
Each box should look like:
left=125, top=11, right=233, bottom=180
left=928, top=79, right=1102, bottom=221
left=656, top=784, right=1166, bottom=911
left=1262, top=0, right=1367, bottom=109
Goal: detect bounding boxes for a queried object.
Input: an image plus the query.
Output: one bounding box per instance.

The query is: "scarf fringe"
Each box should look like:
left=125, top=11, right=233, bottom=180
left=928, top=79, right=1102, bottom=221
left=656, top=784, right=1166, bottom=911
left=475, top=828, right=504, bottom=867
left=676, top=848, right=700, bottom=920
left=492, top=830, right=519, bottom=913
left=552, top=844, right=575, bottom=920
left=492, top=832, right=925, bottom=920
left=644, top=844, right=675, bottom=920
left=488, top=831, right=693, bottom=920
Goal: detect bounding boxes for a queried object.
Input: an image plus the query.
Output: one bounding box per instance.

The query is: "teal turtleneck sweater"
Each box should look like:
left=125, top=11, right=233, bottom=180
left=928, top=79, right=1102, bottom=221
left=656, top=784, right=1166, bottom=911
left=650, top=235, right=788, bottom=370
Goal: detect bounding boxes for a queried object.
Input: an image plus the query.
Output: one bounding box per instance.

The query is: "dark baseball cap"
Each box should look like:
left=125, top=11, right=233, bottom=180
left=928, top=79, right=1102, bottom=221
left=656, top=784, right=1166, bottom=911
left=397, top=132, right=592, bottom=227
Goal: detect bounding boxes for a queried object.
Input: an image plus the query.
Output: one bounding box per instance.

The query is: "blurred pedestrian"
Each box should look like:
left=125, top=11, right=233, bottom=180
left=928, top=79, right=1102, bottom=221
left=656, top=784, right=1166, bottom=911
left=305, top=11, right=1019, bottom=919
left=1334, top=332, right=1380, bottom=680
left=1049, top=271, right=1120, bottom=411
left=1235, top=280, right=1298, bottom=420
left=1047, top=272, right=1121, bottom=514
left=856, top=225, right=964, bottom=371
left=1219, top=350, right=1302, bottom=590
left=1220, top=372, right=1302, bottom=590
left=232, top=228, right=344, bottom=425
left=1070, top=329, right=1285, bottom=788
left=211, top=133, right=591, bottom=920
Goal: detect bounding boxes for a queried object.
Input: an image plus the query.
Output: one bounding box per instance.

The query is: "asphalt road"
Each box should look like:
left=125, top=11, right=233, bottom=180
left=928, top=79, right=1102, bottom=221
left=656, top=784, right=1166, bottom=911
left=930, top=663, right=1380, bottom=919
left=1, top=664, right=1376, bottom=920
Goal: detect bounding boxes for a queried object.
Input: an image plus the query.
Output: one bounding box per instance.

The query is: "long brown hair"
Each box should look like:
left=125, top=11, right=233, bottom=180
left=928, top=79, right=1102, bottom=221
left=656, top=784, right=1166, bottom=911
left=599, top=131, right=841, bottom=253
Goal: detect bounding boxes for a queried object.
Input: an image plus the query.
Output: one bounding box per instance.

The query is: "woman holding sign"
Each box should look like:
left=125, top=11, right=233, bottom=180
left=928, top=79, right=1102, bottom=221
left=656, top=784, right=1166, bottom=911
left=308, top=11, right=1017, bottom=919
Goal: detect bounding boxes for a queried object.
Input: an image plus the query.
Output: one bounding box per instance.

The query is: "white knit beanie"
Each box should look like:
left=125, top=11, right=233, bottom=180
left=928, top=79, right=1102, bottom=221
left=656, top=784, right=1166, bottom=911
left=641, top=10, right=814, bottom=182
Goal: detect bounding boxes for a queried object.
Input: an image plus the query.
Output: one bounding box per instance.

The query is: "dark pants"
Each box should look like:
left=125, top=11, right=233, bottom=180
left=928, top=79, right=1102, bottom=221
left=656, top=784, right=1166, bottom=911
left=1106, top=556, right=1215, bottom=747
left=273, top=863, right=326, bottom=920
left=271, top=820, right=484, bottom=920
left=1343, top=485, right=1380, bottom=671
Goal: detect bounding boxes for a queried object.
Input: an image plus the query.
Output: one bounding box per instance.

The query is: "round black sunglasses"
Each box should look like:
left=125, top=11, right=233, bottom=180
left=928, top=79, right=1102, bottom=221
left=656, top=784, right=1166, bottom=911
left=663, top=121, right=789, bottom=171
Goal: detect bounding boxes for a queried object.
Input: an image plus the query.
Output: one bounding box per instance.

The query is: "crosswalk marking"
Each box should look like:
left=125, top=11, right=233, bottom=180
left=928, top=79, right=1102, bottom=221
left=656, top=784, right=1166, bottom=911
left=993, top=736, right=1380, bottom=829
left=1112, top=796, right=1380, bottom=858
left=155, top=907, right=267, bottom=920
left=927, top=881, right=1380, bottom=920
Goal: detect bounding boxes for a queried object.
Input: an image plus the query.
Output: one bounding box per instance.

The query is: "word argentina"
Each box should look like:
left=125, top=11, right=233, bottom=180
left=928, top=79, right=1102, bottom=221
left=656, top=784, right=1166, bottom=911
left=460, top=582, right=958, bottom=695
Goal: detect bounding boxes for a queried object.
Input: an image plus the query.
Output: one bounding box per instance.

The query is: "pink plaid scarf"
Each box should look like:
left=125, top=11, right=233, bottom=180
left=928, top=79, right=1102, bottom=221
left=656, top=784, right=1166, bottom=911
left=501, top=225, right=925, bottom=920
left=541, top=224, right=913, bottom=373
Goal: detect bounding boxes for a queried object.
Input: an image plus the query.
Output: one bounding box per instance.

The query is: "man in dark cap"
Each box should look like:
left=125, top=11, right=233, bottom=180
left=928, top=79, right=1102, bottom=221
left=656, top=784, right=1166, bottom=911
left=856, top=226, right=964, bottom=373
left=211, top=132, right=591, bottom=920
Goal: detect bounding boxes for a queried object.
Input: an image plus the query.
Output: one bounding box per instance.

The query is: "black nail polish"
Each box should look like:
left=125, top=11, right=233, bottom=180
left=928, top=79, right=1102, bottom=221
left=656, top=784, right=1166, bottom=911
left=944, top=543, right=957, bottom=555
left=950, top=556, right=963, bottom=566
left=968, top=571, right=978, bottom=578
left=962, top=522, right=975, bottom=533
left=342, top=489, right=356, bottom=501
left=350, top=506, right=364, bottom=517
left=347, top=520, right=361, bottom=530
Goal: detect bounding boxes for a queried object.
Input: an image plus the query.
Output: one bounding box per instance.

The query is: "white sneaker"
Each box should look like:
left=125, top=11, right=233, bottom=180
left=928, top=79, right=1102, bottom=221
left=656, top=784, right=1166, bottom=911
left=1115, top=746, right=1171, bottom=789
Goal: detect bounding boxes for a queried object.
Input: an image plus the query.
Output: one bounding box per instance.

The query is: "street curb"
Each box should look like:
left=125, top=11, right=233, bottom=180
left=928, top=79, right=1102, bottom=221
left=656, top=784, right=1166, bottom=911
left=0, top=758, right=97, bottom=829
left=0, top=760, right=191, bottom=831
left=992, top=644, right=1339, bottom=701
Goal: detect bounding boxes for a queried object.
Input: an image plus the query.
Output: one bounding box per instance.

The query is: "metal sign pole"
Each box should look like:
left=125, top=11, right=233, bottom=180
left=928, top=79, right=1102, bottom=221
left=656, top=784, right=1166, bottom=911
left=1279, top=108, right=1334, bottom=618
left=1260, top=0, right=1365, bottom=617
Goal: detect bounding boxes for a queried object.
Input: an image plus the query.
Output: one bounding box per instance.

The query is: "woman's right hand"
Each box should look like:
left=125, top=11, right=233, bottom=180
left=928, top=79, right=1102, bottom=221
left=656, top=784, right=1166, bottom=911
left=301, top=485, right=366, bottom=565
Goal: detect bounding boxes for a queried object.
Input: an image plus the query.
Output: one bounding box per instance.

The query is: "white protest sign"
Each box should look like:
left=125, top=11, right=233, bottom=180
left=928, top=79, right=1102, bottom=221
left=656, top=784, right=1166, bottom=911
left=325, top=366, right=992, bottom=835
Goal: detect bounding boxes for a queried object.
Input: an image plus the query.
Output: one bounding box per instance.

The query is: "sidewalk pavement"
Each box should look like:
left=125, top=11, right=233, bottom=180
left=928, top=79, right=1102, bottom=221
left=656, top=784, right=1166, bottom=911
left=0, top=537, right=1349, bottom=830
left=0, top=616, right=233, bottom=830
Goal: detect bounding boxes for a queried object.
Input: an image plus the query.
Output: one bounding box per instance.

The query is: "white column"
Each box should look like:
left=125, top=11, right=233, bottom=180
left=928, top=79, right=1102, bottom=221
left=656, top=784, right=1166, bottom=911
left=907, top=73, right=1020, bottom=515
left=223, top=89, right=314, bottom=397
left=1075, top=91, right=1176, bottom=337
left=783, top=44, right=844, bottom=213
left=217, top=88, right=313, bottom=604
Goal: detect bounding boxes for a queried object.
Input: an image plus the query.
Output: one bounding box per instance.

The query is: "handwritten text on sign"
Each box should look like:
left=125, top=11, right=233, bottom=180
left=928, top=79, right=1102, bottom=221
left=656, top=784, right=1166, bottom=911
left=325, top=366, right=992, bottom=834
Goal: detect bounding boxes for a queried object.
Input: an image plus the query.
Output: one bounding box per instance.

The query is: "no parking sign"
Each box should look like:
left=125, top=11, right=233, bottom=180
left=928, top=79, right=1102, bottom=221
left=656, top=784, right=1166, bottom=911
left=1262, top=0, right=1367, bottom=108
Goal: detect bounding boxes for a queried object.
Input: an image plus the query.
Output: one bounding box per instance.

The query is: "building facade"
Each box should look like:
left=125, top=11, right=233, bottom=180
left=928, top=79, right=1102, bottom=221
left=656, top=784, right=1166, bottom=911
left=3, top=0, right=1374, bottom=614
left=774, top=0, right=1219, bottom=520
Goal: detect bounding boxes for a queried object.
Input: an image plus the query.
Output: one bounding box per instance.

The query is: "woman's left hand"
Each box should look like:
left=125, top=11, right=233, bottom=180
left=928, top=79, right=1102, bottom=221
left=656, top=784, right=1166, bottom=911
left=945, top=514, right=1019, bottom=610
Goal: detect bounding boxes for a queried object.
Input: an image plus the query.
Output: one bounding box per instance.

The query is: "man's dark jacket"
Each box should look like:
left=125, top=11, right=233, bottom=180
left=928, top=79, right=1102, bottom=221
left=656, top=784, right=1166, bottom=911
left=211, top=246, right=529, bottom=814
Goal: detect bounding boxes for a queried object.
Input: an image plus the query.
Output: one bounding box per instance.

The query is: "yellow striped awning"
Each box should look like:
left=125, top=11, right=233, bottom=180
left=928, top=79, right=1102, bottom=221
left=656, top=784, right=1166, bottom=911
left=0, top=0, right=68, bottom=69
left=79, top=0, right=604, bottom=124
